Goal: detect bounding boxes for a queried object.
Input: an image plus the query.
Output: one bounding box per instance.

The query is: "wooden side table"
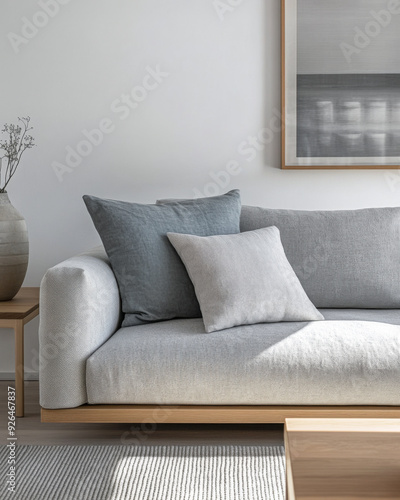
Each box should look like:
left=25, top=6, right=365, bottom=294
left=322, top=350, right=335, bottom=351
left=0, top=287, right=39, bottom=417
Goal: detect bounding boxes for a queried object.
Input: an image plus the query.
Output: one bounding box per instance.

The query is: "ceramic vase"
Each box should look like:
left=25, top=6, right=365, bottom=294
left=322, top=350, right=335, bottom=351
left=0, top=192, right=29, bottom=301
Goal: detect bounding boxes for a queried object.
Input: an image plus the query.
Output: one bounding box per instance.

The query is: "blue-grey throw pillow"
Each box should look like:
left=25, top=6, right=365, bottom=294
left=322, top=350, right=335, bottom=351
left=83, top=190, right=241, bottom=327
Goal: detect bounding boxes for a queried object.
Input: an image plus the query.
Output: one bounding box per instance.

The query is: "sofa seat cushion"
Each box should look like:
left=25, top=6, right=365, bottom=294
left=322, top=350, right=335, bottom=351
left=86, top=309, right=400, bottom=405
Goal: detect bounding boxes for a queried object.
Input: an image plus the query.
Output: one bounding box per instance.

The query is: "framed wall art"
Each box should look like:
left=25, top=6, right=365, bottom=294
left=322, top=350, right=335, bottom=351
left=281, top=0, right=400, bottom=169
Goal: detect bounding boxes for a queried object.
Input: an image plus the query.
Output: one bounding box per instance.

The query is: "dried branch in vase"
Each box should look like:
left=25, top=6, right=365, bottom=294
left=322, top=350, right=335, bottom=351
left=0, top=116, right=36, bottom=193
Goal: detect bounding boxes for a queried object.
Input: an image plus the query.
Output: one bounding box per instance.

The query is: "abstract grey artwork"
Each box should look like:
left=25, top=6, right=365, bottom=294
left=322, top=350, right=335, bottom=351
left=282, top=0, right=400, bottom=169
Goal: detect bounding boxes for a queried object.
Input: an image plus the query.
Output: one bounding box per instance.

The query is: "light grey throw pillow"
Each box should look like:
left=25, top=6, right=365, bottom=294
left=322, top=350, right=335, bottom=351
left=167, top=227, right=324, bottom=332
left=83, top=190, right=241, bottom=327
left=240, top=206, right=400, bottom=308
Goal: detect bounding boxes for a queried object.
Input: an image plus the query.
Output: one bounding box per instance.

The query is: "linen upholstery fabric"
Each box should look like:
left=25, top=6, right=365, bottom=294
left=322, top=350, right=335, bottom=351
left=83, top=190, right=241, bottom=327
left=86, top=309, right=400, bottom=406
left=167, top=227, right=323, bottom=332
left=39, top=247, right=121, bottom=409
left=240, top=206, right=400, bottom=308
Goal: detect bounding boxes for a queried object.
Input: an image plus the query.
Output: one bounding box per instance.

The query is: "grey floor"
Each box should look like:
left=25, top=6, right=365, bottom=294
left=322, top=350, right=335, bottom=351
left=0, top=381, right=284, bottom=446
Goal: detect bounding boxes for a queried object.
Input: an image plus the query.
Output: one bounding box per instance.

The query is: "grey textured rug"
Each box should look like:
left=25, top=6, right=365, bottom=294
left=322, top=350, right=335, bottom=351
left=1, top=445, right=285, bottom=500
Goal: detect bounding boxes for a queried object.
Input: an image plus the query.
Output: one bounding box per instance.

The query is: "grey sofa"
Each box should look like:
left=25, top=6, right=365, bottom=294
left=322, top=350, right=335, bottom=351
left=39, top=205, right=400, bottom=423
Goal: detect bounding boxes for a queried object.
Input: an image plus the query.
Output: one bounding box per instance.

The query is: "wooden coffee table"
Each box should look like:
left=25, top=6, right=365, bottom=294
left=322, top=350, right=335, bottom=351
left=0, top=287, right=40, bottom=417
left=285, top=418, right=400, bottom=499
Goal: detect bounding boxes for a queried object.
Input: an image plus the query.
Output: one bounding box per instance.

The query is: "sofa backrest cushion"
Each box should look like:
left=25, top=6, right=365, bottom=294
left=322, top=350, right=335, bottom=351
left=83, top=190, right=241, bottom=327
left=240, top=205, right=400, bottom=308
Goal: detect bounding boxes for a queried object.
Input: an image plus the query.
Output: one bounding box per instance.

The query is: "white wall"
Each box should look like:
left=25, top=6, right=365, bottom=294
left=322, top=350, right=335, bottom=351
left=1, top=0, right=399, bottom=377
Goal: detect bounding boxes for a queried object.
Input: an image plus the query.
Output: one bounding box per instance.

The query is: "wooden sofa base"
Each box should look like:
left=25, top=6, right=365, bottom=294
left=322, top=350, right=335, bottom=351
left=41, top=405, right=400, bottom=424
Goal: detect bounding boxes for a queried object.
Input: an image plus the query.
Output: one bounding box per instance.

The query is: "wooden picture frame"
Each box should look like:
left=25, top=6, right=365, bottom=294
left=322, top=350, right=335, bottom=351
left=281, top=0, right=400, bottom=169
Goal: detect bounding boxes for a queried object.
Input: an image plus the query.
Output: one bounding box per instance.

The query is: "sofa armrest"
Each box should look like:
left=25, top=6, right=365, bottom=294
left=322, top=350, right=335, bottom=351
left=39, top=247, right=122, bottom=409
